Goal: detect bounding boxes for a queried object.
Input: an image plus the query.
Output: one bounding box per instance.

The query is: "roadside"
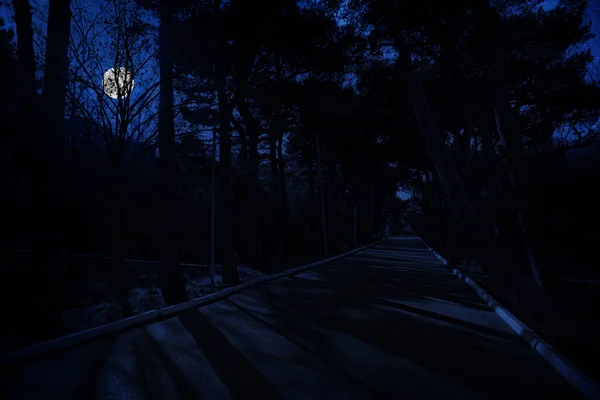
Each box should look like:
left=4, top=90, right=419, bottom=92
left=0, top=238, right=377, bottom=351
left=0, top=251, right=267, bottom=352
left=417, top=234, right=600, bottom=384
left=473, top=276, right=600, bottom=384
left=59, top=263, right=268, bottom=337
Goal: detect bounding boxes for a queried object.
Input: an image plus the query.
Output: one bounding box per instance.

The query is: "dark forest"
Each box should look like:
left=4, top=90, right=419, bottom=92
left=1, top=0, right=600, bottom=398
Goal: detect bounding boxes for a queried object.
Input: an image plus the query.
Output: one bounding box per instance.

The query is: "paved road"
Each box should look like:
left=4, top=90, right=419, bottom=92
left=2, top=236, right=581, bottom=399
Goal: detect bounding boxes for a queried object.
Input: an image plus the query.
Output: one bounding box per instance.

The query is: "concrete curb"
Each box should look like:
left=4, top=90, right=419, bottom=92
left=0, top=240, right=384, bottom=369
left=6, top=250, right=223, bottom=269
left=414, top=236, right=450, bottom=266
left=416, top=236, right=600, bottom=400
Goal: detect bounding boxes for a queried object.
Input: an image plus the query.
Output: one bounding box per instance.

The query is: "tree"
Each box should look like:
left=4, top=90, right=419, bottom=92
left=65, top=0, right=202, bottom=308
left=65, top=0, right=163, bottom=313
left=0, top=17, right=18, bottom=112
left=36, top=0, right=72, bottom=336
left=10, top=0, right=73, bottom=341
left=157, top=0, right=189, bottom=303
left=344, top=0, right=600, bottom=293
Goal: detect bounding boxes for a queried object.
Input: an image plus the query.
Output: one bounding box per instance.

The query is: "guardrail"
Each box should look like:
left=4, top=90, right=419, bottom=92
left=4, top=249, right=221, bottom=269
left=0, top=239, right=384, bottom=368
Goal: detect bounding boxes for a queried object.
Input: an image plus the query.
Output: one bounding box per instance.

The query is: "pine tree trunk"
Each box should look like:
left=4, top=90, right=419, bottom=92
left=267, top=131, right=281, bottom=268
left=108, top=151, right=133, bottom=315
left=369, top=183, right=374, bottom=241
left=276, top=132, right=288, bottom=258
left=158, top=0, right=189, bottom=303
left=237, top=126, right=248, bottom=168
left=13, top=0, right=73, bottom=343
left=40, top=0, right=73, bottom=321
left=236, top=75, right=263, bottom=269
left=269, top=133, right=279, bottom=210
left=214, top=60, right=238, bottom=284
left=316, top=134, right=328, bottom=257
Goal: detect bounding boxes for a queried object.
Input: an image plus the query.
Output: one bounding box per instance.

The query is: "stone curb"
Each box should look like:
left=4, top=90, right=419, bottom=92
left=416, top=236, right=600, bottom=400
left=0, top=240, right=384, bottom=369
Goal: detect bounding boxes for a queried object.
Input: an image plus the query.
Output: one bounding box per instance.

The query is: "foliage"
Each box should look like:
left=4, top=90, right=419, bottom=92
left=4, top=0, right=600, bottom=351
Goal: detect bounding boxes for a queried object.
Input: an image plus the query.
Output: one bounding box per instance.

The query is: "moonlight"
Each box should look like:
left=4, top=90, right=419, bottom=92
left=103, top=67, right=134, bottom=99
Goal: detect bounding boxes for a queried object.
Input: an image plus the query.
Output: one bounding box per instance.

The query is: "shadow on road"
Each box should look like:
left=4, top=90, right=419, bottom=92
left=177, top=308, right=282, bottom=400
left=226, top=237, right=580, bottom=399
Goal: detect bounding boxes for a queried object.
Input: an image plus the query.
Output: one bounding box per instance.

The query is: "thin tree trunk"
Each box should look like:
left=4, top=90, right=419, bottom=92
left=266, top=128, right=281, bottom=268
left=380, top=203, right=385, bottom=236
left=40, top=0, right=72, bottom=322
left=369, top=183, right=374, bottom=240
left=235, top=122, right=248, bottom=168
left=460, top=109, right=475, bottom=180
left=238, top=101, right=263, bottom=267
left=326, top=140, right=339, bottom=251
left=308, top=159, right=317, bottom=232
left=476, top=109, right=503, bottom=240
left=14, top=0, right=73, bottom=342
left=236, top=75, right=263, bottom=269
left=109, top=155, right=132, bottom=316
left=14, top=1, right=41, bottom=341
left=277, top=133, right=287, bottom=219
left=273, top=52, right=285, bottom=226
left=210, top=124, right=217, bottom=287
left=40, top=0, right=71, bottom=153
left=214, top=64, right=238, bottom=284
left=158, top=0, right=189, bottom=304
left=13, top=0, right=36, bottom=126
left=316, top=134, right=328, bottom=257
left=353, top=205, right=358, bottom=248
left=328, top=185, right=332, bottom=239
left=269, top=133, right=279, bottom=208
left=276, top=132, right=288, bottom=257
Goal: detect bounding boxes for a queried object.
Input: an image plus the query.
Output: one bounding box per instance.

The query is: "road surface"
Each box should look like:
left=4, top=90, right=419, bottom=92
left=2, top=236, right=581, bottom=399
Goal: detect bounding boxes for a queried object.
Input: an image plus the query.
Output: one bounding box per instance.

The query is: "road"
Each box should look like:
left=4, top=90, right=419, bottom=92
left=2, top=236, right=581, bottom=399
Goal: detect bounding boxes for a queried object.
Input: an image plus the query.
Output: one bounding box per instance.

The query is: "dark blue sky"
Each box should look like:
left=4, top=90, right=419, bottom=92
left=2, top=1, right=599, bottom=65
left=2, top=0, right=600, bottom=201
left=542, top=0, right=600, bottom=62
left=2, top=1, right=600, bottom=59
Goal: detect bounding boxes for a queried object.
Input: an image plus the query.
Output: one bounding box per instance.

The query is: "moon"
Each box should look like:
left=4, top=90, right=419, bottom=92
left=103, top=67, right=134, bottom=99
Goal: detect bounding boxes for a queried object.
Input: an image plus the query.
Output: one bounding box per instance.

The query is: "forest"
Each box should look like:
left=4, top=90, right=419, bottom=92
left=1, top=0, right=600, bottom=381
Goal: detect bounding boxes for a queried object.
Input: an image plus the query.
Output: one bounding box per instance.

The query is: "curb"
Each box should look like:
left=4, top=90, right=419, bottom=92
left=416, top=236, right=600, bottom=400
left=6, top=250, right=223, bottom=270
left=0, top=240, right=384, bottom=369
left=414, top=236, right=450, bottom=266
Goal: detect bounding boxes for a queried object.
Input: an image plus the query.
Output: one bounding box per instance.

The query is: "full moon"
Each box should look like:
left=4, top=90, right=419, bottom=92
left=103, top=67, right=134, bottom=99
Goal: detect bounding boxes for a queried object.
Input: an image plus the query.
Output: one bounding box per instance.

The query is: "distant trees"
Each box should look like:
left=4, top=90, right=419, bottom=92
left=345, top=0, right=600, bottom=293
left=172, top=0, right=396, bottom=273
left=5, top=0, right=598, bottom=346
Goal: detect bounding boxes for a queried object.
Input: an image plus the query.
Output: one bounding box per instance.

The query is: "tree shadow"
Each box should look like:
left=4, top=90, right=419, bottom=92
left=177, top=308, right=282, bottom=400
left=226, top=239, right=581, bottom=399
left=129, top=328, right=201, bottom=400
left=240, top=282, right=577, bottom=398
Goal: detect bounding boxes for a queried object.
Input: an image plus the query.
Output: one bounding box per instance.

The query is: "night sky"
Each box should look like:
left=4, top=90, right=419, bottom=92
left=2, top=0, right=600, bottom=201
left=2, top=1, right=600, bottom=80
left=2, top=1, right=600, bottom=54
left=540, top=0, right=600, bottom=62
